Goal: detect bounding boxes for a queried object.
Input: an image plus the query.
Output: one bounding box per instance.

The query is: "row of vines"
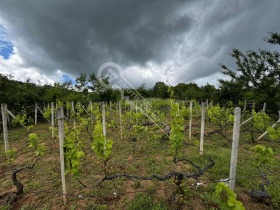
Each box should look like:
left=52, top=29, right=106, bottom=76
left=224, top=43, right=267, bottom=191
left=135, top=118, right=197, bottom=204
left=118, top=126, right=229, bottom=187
left=1, top=99, right=280, bottom=209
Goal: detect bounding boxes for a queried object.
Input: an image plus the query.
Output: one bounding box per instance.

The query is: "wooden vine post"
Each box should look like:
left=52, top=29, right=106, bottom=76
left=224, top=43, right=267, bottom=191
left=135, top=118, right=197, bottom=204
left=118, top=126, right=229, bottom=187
left=199, top=102, right=205, bottom=155
left=189, top=101, right=193, bottom=141
left=51, top=102, right=55, bottom=139
left=57, top=107, right=67, bottom=204
left=1, top=103, right=9, bottom=156
left=229, top=107, right=241, bottom=191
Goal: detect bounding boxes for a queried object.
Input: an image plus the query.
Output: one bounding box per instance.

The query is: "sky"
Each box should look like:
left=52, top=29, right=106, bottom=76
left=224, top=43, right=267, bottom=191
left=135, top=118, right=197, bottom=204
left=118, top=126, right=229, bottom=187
left=0, top=0, right=280, bottom=88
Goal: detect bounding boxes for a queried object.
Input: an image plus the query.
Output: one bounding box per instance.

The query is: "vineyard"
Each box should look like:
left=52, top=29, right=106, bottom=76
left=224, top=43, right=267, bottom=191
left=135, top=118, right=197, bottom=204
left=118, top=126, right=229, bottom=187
left=0, top=99, right=280, bottom=210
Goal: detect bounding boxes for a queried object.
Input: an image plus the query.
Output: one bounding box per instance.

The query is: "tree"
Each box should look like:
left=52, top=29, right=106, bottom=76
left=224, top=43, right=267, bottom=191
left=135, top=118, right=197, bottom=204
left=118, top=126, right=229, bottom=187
left=220, top=32, right=280, bottom=112
left=88, top=73, right=121, bottom=101
left=200, top=84, right=219, bottom=103
left=136, top=83, right=151, bottom=98
left=152, top=82, right=169, bottom=98
left=173, top=83, right=188, bottom=100
left=75, top=74, right=88, bottom=92
left=184, top=83, right=201, bottom=100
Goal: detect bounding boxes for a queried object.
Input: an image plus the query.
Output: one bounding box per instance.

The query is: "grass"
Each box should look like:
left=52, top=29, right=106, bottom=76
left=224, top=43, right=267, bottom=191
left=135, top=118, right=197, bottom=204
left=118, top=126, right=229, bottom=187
left=0, top=109, right=279, bottom=210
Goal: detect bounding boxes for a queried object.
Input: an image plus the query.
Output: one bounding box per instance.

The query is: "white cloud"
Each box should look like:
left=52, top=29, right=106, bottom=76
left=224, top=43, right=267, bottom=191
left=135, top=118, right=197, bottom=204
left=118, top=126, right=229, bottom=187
left=0, top=47, right=59, bottom=85
left=192, top=72, right=230, bottom=87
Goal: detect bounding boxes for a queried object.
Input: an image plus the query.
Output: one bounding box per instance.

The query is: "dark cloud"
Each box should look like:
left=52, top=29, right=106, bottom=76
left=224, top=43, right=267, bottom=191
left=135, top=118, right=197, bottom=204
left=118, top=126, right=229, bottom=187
left=173, top=0, right=280, bottom=85
left=0, top=0, right=279, bottom=87
left=0, top=0, right=193, bottom=76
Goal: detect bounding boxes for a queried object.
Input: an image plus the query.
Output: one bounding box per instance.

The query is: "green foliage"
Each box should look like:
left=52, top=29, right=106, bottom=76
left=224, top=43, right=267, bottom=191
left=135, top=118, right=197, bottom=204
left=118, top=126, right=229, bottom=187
left=250, top=144, right=275, bottom=167
left=5, top=149, right=17, bottom=163
left=64, top=123, right=85, bottom=177
left=207, top=105, right=234, bottom=127
left=132, top=124, right=146, bottom=140
left=12, top=112, right=29, bottom=127
left=170, top=101, right=185, bottom=157
left=128, top=194, right=168, bottom=210
left=89, top=102, right=101, bottom=120
left=168, top=86, right=175, bottom=99
left=252, top=110, right=270, bottom=131
left=28, top=133, right=45, bottom=156
left=92, top=120, right=113, bottom=161
left=75, top=102, right=84, bottom=118
left=181, top=104, right=190, bottom=120
left=43, top=105, right=51, bottom=120
left=12, top=111, right=34, bottom=132
left=267, top=126, right=280, bottom=141
left=129, top=111, right=148, bottom=140
left=152, top=81, right=169, bottom=98
left=108, top=119, right=117, bottom=129
left=66, top=101, right=75, bottom=118
left=56, top=99, right=63, bottom=108
left=220, top=32, right=280, bottom=111
left=211, top=182, right=245, bottom=210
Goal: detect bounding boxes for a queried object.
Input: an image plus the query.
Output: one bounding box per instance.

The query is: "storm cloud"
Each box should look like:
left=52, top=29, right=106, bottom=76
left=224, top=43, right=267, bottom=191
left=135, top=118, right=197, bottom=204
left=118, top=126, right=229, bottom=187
left=0, top=0, right=279, bottom=87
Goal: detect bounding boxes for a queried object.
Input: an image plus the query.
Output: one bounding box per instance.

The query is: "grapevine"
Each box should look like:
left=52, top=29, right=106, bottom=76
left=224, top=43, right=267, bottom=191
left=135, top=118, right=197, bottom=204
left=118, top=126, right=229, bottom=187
left=43, top=104, right=51, bottom=120
left=170, top=100, right=185, bottom=159
left=206, top=105, right=234, bottom=141
left=63, top=122, right=85, bottom=177
left=28, top=133, right=45, bottom=156
left=250, top=144, right=274, bottom=167
left=252, top=110, right=270, bottom=132
left=211, top=182, right=245, bottom=210
left=267, top=126, right=280, bottom=140
left=249, top=144, right=275, bottom=203
left=5, top=149, right=17, bottom=163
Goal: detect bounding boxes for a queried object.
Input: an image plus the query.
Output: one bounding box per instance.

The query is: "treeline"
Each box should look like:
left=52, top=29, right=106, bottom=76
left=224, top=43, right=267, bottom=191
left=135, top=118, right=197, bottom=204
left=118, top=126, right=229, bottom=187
left=0, top=73, right=219, bottom=109
left=0, top=32, right=279, bottom=114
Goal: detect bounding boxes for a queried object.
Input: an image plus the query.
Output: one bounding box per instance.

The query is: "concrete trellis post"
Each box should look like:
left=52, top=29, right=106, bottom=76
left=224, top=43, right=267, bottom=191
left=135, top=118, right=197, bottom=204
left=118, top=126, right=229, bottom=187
left=72, top=101, right=76, bottom=128
left=35, top=103, right=38, bottom=125
left=129, top=101, right=132, bottom=123
left=89, top=101, right=93, bottom=123
left=71, top=101, right=75, bottom=113
left=243, top=100, right=247, bottom=112
left=229, top=107, right=241, bottom=191
left=189, top=101, right=193, bottom=141
left=1, top=104, right=9, bottom=156
left=200, top=102, right=206, bottom=155
left=262, top=103, right=266, bottom=112
left=57, top=107, right=67, bottom=204
left=102, top=102, right=106, bottom=137
left=119, top=102, right=123, bottom=141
